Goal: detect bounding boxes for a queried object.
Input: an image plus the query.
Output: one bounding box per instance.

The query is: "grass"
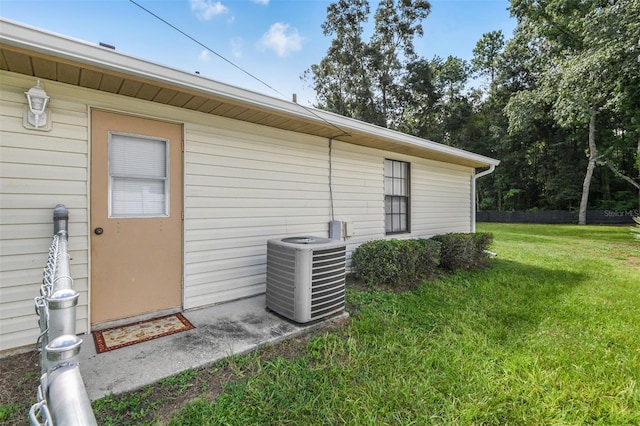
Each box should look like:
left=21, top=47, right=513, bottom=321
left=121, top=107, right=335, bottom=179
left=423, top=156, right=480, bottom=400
left=90, top=223, right=639, bottom=425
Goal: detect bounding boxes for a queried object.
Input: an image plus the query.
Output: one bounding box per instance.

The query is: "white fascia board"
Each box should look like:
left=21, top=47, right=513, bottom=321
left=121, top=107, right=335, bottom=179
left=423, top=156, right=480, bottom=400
left=1, top=18, right=500, bottom=168
left=315, top=109, right=501, bottom=167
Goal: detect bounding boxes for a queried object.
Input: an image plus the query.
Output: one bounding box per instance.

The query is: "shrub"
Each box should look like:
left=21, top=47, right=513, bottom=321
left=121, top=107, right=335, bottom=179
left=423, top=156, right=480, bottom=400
left=431, top=232, right=494, bottom=271
left=472, top=232, right=495, bottom=268
left=414, top=238, right=442, bottom=277
left=430, top=233, right=474, bottom=271
left=351, top=239, right=405, bottom=287
left=351, top=238, right=441, bottom=288
left=351, top=233, right=492, bottom=287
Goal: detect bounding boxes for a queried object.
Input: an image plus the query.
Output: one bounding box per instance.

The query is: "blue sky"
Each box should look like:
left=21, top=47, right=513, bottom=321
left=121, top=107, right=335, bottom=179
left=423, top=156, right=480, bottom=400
left=1, top=0, right=516, bottom=105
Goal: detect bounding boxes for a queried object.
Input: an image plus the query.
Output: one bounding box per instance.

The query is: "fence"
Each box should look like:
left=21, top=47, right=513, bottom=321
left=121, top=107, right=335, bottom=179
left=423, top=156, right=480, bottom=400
left=29, top=205, right=97, bottom=426
left=477, top=210, right=639, bottom=225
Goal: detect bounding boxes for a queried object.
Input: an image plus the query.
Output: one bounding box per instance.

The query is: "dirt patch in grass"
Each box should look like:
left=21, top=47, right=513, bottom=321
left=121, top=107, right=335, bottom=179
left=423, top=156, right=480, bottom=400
left=0, top=350, right=40, bottom=425
left=625, top=254, right=640, bottom=267
left=148, top=333, right=317, bottom=425
left=610, top=243, right=640, bottom=269
left=0, top=324, right=343, bottom=426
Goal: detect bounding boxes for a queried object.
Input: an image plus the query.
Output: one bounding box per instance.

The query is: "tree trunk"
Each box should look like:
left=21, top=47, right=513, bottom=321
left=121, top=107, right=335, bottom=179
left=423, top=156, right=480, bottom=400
left=578, top=110, right=598, bottom=225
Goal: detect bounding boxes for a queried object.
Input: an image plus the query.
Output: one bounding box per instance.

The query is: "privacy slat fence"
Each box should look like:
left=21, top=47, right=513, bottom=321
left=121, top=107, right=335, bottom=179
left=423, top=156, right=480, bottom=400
left=477, top=210, right=639, bottom=224
left=29, top=205, right=97, bottom=426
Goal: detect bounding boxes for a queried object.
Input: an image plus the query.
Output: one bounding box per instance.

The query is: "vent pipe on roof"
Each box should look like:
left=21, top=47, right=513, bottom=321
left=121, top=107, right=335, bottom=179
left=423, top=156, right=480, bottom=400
left=99, top=42, right=115, bottom=50
left=292, top=93, right=297, bottom=103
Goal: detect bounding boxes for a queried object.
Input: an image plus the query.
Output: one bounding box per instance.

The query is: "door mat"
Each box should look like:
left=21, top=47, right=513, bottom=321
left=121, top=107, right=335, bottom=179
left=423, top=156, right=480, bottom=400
left=93, top=313, right=195, bottom=353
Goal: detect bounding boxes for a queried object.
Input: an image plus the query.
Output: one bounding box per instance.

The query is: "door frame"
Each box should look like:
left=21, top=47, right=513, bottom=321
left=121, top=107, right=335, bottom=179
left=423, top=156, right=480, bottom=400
left=88, top=108, right=185, bottom=330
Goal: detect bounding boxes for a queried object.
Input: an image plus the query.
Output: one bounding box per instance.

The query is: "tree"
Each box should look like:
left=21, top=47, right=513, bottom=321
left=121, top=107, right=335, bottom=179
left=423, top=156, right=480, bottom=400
left=369, top=0, right=431, bottom=128
left=507, top=0, right=640, bottom=223
left=471, top=30, right=505, bottom=89
left=401, top=57, right=439, bottom=136
left=403, top=55, right=472, bottom=143
left=305, top=0, right=431, bottom=128
left=303, top=0, right=375, bottom=123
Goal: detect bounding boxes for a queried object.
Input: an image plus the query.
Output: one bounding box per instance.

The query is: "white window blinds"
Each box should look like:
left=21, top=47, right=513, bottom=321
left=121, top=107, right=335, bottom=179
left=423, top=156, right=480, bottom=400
left=109, top=133, right=168, bottom=217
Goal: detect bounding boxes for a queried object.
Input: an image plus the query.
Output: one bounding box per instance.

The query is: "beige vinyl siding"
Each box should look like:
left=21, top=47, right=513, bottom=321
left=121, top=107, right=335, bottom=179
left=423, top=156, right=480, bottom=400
left=0, top=72, right=89, bottom=351
left=183, top=121, right=331, bottom=309
left=329, top=141, right=385, bottom=258
left=412, top=161, right=472, bottom=235
left=329, top=141, right=472, bottom=261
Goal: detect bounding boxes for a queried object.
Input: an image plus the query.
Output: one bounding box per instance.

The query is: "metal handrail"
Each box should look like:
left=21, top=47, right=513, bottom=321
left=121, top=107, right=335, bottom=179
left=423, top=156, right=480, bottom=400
left=29, top=204, right=97, bottom=426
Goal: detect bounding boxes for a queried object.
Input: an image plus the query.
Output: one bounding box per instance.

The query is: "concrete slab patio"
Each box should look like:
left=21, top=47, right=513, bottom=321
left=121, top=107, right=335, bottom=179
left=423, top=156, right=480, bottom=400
left=79, top=294, right=348, bottom=401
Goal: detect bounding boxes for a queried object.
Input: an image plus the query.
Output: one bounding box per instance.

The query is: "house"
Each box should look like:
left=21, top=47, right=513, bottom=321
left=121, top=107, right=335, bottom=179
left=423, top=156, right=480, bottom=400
left=0, top=19, right=499, bottom=354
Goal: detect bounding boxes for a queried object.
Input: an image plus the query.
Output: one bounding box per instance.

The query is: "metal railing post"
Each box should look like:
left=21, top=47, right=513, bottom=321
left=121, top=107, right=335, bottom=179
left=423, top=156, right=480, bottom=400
left=52, top=204, right=68, bottom=236
left=47, top=287, right=79, bottom=342
left=44, top=335, right=96, bottom=425
left=30, top=205, right=97, bottom=426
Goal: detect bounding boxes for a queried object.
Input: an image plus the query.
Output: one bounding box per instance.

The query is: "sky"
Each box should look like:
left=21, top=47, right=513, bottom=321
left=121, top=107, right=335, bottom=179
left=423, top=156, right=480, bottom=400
left=0, top=0, right=517, bottom=105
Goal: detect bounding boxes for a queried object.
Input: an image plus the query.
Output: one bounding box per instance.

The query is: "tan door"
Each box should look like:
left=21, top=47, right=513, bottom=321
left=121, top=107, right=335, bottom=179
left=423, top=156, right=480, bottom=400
left=90, top=110, right=183, bottom=326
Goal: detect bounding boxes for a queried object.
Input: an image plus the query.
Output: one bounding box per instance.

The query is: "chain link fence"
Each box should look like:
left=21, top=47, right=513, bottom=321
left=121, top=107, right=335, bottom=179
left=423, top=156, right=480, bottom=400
left=29, top=205, right=97, bottom=426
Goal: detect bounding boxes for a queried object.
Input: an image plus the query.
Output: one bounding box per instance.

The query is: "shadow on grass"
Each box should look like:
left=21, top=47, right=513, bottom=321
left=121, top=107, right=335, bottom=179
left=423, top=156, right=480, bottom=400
left=348, top=257, right=589, bottom=348
left=470, top=258, right=588, bottom=344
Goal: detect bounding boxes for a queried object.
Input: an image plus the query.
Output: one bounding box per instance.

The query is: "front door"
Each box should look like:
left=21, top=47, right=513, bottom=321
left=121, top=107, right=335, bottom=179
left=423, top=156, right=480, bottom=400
left=90, top=110, right=183, bottom=326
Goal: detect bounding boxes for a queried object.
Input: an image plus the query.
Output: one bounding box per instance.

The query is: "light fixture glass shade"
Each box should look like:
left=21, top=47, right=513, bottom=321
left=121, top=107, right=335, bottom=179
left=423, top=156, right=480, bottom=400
left=24, top=80, right=50, bottom=128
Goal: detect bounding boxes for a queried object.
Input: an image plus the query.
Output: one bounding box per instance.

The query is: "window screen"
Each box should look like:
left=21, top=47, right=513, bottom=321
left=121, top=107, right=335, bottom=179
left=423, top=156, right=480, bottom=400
left=384, top=159, right=410, bottom=234
left=109, top=133, right=168, bottom=217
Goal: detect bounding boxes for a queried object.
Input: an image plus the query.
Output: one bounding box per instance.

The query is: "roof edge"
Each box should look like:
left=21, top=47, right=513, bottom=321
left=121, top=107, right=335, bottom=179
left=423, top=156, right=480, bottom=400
left=0, top=18, right=500, bottom=168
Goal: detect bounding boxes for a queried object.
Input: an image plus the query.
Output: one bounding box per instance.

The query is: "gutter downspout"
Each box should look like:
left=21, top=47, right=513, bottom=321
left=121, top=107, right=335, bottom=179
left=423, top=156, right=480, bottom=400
left=471, top=164, right=496, bottom=232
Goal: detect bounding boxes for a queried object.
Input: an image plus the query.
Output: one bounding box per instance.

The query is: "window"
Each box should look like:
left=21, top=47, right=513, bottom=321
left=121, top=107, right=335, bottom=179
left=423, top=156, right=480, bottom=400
left=109, top=132, right=169, bottom=217
left=384, top=159, right=410, bottom=234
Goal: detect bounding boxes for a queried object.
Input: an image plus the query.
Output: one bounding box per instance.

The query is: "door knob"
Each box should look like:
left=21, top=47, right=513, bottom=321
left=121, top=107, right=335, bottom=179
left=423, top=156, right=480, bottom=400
left=94, top=227, right=103, bottom=235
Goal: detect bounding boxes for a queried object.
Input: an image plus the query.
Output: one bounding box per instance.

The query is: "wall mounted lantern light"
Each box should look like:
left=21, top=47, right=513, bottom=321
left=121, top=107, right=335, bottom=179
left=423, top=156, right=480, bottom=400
left=24, top=80, right=50, bottom=130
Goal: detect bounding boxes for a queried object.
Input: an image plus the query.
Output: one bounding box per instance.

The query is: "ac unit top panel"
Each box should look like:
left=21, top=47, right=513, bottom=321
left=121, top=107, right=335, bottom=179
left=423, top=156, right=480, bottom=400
left=268, top=236, right=345, bottom=251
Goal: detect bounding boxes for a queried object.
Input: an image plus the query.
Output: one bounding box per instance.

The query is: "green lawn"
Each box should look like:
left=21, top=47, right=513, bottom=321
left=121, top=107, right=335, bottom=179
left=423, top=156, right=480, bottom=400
left=104, top=224, right=640, bottom=425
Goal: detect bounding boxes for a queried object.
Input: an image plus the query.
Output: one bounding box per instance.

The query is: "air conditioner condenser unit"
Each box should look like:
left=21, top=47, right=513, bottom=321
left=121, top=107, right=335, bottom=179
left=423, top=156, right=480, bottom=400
left=266, top=236, right=346, bottom=323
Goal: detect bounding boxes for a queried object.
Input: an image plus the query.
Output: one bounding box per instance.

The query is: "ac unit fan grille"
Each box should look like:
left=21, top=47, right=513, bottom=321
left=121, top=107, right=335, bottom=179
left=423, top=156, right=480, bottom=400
left=266, top=245, right=296, bottom=319
left=310, top=246, right=345, bottom=320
